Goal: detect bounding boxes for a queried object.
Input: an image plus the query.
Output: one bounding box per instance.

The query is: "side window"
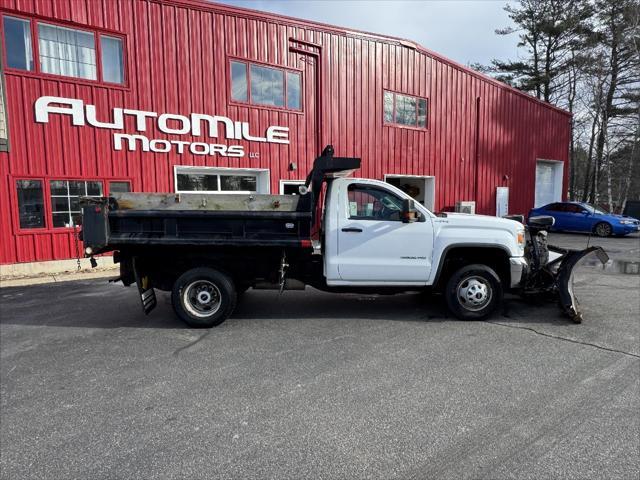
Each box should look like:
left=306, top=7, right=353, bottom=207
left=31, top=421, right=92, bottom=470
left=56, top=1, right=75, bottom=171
left=347, top=184, right=403, bottom=221
left=547, top=203, right=563, bottom=212
left=16, top=180, right=45, bottom=229
left=564, top=204, right=581, bottom=213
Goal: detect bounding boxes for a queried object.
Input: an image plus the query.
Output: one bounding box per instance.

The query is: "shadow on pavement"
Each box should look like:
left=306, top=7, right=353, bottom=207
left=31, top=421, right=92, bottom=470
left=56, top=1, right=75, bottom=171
left=0, top=277, right=572, bottom=329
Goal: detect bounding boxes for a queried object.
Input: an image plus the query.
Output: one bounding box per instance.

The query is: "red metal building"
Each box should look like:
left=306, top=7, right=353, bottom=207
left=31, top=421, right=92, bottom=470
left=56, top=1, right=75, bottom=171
left=0, top=0, right=571, bottom=267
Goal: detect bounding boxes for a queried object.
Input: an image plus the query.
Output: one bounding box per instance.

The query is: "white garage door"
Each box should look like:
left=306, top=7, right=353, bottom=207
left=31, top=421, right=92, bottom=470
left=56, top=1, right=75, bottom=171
left=535, top=160, right=563, bottom=207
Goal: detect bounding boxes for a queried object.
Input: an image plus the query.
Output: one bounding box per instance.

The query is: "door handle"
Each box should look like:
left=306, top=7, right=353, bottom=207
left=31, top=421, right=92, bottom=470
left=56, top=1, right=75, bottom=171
left=341, top=227, right=363, bottom=233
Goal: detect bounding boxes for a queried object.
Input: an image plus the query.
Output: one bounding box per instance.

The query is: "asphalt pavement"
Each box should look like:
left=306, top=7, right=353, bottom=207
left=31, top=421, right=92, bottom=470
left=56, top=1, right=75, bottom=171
left=1, top=233, right=638, bottom=479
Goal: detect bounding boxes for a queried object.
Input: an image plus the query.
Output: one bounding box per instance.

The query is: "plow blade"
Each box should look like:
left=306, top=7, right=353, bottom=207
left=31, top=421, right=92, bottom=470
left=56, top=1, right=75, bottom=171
left=552, top=246, right=609, bottom=323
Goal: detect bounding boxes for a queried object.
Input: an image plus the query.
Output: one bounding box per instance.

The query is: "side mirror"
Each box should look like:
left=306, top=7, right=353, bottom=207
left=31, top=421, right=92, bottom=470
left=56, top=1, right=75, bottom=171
left=402, top=199, right=418, bottom=223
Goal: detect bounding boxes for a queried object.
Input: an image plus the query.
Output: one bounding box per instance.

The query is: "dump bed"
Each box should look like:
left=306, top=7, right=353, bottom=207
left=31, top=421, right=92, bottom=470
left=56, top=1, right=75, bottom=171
left=81, top=147, right=360, bottom=255
left=81, top=191, right=313, bottom=254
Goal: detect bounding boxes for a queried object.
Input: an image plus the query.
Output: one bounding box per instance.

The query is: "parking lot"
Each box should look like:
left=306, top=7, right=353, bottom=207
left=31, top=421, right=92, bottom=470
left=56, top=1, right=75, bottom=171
left=1, top=233, right=638, bottom=479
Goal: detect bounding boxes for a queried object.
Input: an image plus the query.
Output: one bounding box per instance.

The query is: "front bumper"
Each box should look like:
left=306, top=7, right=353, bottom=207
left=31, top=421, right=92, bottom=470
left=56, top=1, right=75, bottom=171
left=613, top=223, right=640, bottom=235
left=509, top=256, right=528, bottom=288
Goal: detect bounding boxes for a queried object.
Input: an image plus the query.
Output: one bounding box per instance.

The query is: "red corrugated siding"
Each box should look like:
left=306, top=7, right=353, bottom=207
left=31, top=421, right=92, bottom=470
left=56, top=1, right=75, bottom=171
left=0, top=0, right=571, bottom=265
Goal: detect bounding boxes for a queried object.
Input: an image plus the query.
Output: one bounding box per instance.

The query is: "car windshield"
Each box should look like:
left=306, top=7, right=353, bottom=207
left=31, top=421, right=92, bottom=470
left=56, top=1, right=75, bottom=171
left=580, top=203, right=608, bottom=214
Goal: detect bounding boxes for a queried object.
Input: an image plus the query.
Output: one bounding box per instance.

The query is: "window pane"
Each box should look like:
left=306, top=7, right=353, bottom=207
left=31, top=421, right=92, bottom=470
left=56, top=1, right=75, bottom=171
left=176, top=173, right=219, bottom=192
left=101, top=35, right=124, bottom=84
left=384, top=91, right=394, bottom=123
left=38, top=23, right=96, bottom=80
left=230, top=61, right=248, bottom=102
left=16, top=180, right=44, bottom=228
left=52, top=212, right=70, bottom=228
left=68, top=180, right=86, bottom=196
left=3, top=16, right=33, bottom=71
left=250, top=64, right=284, bottom=107
left=417, top=98, right=427, bottom=128
left=220, top=175, right=257, bottom=192
left=109, top=181, right=131, bottom=193
left=395, top=94, right=417, bottom=126
left=286, top=71, right=301, bottom=110
left=49, top=180, right=67, bottom=195
left=86, top=181, right=103, bottom=196
left=51, top=196, right=70, bottom=213
left=347, top=185, right=402, bottom=221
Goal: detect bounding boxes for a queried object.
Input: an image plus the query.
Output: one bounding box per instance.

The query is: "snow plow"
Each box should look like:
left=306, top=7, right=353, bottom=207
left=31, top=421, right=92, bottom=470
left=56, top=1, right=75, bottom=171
left=520, top=215, right=609, bottom=323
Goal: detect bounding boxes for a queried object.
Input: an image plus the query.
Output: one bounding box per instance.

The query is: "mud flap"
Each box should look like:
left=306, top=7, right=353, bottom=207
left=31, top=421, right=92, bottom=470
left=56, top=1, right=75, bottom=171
left=554, top=246, right=608, bottom=323
left=132, top=257, right=157, bottom=315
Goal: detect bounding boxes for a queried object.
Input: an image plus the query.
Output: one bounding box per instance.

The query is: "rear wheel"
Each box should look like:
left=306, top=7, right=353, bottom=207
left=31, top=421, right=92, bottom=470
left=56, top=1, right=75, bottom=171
left=594, top=222, right=612, bottom=237
left=171, top=267, right=237, bottom=328
left=444, top=264, right=503, bottom=321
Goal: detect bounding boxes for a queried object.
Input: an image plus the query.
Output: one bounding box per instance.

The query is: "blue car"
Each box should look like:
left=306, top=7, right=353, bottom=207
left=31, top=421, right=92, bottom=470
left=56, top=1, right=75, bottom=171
left=528, top=202, right=640, bottom=237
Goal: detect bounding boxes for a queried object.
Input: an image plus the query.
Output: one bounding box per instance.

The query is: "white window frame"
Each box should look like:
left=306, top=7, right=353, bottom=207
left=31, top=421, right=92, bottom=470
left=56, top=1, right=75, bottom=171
left=173, top=166, right=270, bottom=194
left=279, top=179, right=305, bottom=194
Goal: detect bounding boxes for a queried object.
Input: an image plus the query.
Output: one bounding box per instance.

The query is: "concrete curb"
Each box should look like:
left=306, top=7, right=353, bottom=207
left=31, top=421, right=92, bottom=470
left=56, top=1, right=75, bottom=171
left=0, top=269, right=118, bottom=288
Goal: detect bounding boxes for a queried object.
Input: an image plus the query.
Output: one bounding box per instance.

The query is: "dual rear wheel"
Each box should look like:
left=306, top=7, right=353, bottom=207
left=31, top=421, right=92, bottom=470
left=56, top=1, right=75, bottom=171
left=171, top=268, right=237, bottom=328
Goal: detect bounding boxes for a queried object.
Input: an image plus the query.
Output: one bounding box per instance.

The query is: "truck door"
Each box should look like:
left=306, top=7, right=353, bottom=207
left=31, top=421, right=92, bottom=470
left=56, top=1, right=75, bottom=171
left=336, top=182, right=433, bottom=283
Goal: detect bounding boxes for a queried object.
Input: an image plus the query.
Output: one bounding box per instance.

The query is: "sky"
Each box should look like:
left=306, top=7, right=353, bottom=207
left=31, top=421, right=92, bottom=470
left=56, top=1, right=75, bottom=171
left=215, top=0, right=520, bottom=67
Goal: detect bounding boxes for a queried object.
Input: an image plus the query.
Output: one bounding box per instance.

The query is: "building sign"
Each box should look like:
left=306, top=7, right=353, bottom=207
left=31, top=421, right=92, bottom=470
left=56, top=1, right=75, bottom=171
left=34, top=96, right=289, bottom=158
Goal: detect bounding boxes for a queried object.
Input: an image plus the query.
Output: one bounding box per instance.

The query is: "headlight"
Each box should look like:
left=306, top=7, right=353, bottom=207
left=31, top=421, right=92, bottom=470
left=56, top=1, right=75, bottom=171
left=516, top=229, right=525, bottom=250
left=619, top=220, right=635, bottom=225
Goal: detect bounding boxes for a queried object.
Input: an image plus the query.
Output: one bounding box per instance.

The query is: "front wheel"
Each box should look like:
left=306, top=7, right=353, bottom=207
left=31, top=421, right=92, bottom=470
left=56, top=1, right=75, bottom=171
left=594, top=222, right=612, bottom=237
left=444, top=264, right=503, bottom=321
left=171, top=267, right=237, bottom=328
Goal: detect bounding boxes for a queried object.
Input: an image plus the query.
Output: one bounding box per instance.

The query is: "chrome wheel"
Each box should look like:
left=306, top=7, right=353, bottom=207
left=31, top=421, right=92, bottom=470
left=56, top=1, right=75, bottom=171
left=457, top=275, right=492, bottom=312
left=182, top=280, right=222, bottom=318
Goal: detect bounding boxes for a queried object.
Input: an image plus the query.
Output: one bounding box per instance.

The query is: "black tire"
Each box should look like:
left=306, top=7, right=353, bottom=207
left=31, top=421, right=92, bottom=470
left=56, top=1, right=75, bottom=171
left=594, top=222, right=612, bottom=237
left=171, top=267, right=237, bottom=328
left=444, top=264, right=503, bottom=321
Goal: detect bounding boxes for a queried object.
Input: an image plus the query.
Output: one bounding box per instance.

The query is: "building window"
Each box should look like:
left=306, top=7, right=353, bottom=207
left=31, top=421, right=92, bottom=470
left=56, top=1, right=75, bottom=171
left=176, top=171, right=257, bottom=193
left=0, top=80, right=6, bottom=151
left=347, top=184, right=403, bottom=221
left=2, top=15, right=125, bottom=85
left=286, top=72, right=301, bottom=110
left=16, top=180, right=45, bottom=229
left=250, top=64, right=284, bottom=107
left=38, top=23, right=97, bottom=80
left=0, top=43, right=7, bottom=152
left=3, top=16, right=33, bottom=71
left=49, top=180, right=103, bottom=228
left=100, top=36, right=124, bottom=84
left=108, top=181, right=131, bottom=193
left=230, top=61, right=248, bottom=102
left=230, top=60, right=302, bottom=111
left=384, top=91, right=428, bottom=128
left=175, top=167, right=269, bottom=194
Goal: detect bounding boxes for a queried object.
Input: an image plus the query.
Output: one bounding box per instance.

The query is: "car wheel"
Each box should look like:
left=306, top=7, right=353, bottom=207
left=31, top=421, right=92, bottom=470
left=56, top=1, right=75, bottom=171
left=594, top=222, right=612, bottom=237
left=171, top=267, right=237, bottom=328
left=445, top=264, right=503, bottom=321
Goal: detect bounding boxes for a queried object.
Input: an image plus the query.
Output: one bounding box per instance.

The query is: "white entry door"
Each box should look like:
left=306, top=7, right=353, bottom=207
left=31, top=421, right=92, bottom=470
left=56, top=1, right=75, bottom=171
left=535, top=160, right=563, bottom=207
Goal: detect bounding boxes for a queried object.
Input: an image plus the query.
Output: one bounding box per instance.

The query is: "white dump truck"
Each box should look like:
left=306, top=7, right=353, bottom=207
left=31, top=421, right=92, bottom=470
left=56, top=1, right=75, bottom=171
left=81, top=146, right=607, bottom=327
